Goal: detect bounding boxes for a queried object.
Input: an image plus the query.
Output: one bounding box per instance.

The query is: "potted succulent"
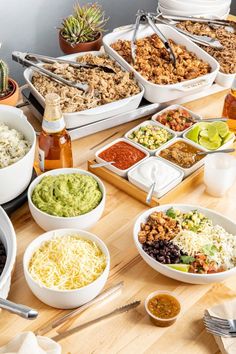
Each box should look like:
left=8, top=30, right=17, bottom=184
left=0, top=60, right=19, bottom=106
left=59, top=2, right=108, bottom=54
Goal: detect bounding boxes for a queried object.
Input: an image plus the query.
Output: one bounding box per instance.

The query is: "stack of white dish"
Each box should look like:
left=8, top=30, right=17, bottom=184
left=158, top=0, right=231, bottom=19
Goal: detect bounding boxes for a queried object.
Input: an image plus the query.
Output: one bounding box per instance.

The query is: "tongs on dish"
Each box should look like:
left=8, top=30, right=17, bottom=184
left=12, top=51, right=115, bottom=92
left=155, top=12, right=223, bottom=49
left=131, top=9, right=177, bottom=66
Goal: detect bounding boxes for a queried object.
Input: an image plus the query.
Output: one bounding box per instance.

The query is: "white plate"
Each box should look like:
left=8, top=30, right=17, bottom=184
left=103, top=24, right=219, bottom=103
left=156, top=137, right=206, bottom=177
left=124, top=120, right=176, bottom=155
left=151, top=104, right=202, bottom=137
left=133, top=204, right=236, bottom=284
left=24, top=51, right=144, bottom=129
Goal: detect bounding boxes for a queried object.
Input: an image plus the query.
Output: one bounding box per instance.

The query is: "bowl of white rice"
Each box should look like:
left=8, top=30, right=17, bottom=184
left=0, top=105, right=36, bottom=204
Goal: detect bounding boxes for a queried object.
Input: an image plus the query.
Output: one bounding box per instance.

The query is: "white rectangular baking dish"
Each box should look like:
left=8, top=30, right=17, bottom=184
left=103, top=24, right=220, bottom=103
left=124, top=120, right=177, bottom=155
left=24, top=51, right=144, bottom=129
left=95, top=137, right=150, bottom=177
left=151, top=104, right=202, bottom=137
left=128, top=156, right=184, bottom=198
left=156, top=137, right=206, bottom=177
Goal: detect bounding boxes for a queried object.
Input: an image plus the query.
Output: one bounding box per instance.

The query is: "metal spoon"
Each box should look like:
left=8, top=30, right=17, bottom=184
left=146, top=164, right=158, bottom=204
left=196, top=148, right=235, bottom=155
left=200, top=117, right=228, bottom=122
left=91, top=161, right=115, bottom=169
left=0, top=297, right=38, bottom=320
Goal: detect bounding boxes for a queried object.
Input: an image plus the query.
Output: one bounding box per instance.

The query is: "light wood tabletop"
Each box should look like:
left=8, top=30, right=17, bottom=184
left=1, top=86, right=236, bottom=354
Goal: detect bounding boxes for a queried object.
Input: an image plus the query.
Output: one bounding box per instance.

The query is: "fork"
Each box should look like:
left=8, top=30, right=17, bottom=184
left=204, top=311, right=236, bottom=337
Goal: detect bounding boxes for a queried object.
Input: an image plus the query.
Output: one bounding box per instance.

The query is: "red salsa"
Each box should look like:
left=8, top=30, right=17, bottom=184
left=99, top=141, right=146, bottom=170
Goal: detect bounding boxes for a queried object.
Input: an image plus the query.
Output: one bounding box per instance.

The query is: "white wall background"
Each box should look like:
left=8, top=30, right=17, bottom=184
left=0, top=0, right=235, bottom=84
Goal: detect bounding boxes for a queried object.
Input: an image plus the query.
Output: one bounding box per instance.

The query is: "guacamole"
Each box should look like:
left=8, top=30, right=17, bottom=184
left=32, top=173, right=102, bottom=217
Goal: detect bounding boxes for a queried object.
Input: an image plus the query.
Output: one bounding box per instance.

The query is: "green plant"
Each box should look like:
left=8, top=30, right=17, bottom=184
left=0, top=60, right=9, bottom=97
left=60, top=2, right=108, bottom=45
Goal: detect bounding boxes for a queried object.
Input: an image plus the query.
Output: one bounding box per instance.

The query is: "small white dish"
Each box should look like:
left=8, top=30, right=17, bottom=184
left=23, top=228, right=110, bottom=309
left=152, top=105, right=202, bottom=137
left=125, top=120, right=176, bottom=155
left=128, top=156, right=184, bottom=198
left=156, top=137, right=206, bottom=177
left=95, top=137, right=149, bottom=177
left=28, top=168, right=106, bottom=231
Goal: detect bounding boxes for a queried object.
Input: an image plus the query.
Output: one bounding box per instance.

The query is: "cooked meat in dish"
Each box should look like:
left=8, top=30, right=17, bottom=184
left=111, top=34, right=211, bottom=85
left=32, top=54, right=140, bottom=113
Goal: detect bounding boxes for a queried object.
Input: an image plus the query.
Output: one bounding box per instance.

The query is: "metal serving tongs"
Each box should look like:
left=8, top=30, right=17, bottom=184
left=155, top=12, right=223, bottom=49
left=131, top=9, right=177, bottom=66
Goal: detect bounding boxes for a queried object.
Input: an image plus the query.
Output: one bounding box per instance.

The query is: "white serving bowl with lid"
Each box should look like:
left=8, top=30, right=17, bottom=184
left=27, top=168, right=106, bottom=231
left=23, top=228, right=110, bottom=309
left=133, top=204, right=236, bottom=284
left=0, top=105, right=36, bottom=204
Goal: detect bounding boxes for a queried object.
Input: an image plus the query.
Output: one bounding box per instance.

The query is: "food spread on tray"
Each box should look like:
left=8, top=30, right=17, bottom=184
left=127, top=124, right=173, bottom=150
left=176, top=21, right=236, bottom=74
left=111, top=34, right=211, bottom=85
left=0, top=123, right=31, bottom=168
left=147, top=293, right=181, bottom=320
left=98, top=141, right=146, bottom=170
left=0, top=239, right=6, bottom=276
left=186, top=121, right=234, bottom=150
left=31, top=173, right=102, bottom=217
left=28, top=234, right=107, bottom=290
left=155, top=108, right=196, bottom=132
left=31, top=54, right=141, bottom=113
left=159, top=141, right=204, bottom=168
left=138, top=208, right=236, bottom=274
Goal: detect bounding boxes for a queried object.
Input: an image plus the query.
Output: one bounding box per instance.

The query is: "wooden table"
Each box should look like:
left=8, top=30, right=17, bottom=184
left=1, top=88, right=236, bottom=354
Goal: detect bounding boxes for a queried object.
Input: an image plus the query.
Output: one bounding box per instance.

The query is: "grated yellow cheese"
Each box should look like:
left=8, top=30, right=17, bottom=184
left=28, top=234, right=107, bottom=290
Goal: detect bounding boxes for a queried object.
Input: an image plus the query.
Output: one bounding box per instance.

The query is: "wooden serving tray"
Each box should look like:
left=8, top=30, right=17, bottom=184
left=88, top=160, right=204, bottom=207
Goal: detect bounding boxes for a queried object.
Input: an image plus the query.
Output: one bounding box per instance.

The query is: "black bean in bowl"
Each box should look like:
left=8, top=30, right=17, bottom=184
left=142, top=240, right=186, bottom=264
left=0, top=240, right=7, bottom=276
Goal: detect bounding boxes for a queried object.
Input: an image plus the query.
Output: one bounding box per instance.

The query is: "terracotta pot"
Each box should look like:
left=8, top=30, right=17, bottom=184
left=0, top=79, right=19, bottom=106
left=59, top=31, right=102, bottom=54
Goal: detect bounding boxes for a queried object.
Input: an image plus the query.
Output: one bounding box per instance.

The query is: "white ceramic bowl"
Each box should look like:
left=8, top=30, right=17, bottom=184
left=156, top=137, right=206, bottom=177
left=95, top=138, right=150, bottom=177
left=125, top=120, right=176, bottom=155
left=133, top=204, right=236, bottom=284
left=28, top=168, right=106, bottom=231
left=152, top=104, right=202, bottom=137
left=0, top=206, right=17, bottom=299
left=23, top=228, right=110, bottom=309
left=0, top=105, right=36, bottom=204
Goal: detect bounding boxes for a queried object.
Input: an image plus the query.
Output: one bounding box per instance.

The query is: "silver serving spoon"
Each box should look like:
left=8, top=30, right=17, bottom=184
left=200, top=117, right=228, bottom=122
left=146, top=164, right=158, bottom=204
left=0, top=297, right=38, bottom=319
left=91, top=161, right=115, bottom=169
left=196, top=148, right=235, bottom=155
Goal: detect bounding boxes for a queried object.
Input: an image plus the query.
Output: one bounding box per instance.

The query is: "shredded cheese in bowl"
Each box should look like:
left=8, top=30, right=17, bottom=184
left=28, top=234, right=107, bottom=290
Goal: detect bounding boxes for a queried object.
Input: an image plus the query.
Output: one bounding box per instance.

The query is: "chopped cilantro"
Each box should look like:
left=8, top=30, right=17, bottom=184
left=166, top=207, right=176, bottom=219
left=180, top=255, right=195, bottom=264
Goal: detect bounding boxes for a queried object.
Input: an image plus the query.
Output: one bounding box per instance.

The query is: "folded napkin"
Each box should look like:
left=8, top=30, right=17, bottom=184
left=207, top=300, right=236, bottom=354
left=0, top=332, right=61, bottom=354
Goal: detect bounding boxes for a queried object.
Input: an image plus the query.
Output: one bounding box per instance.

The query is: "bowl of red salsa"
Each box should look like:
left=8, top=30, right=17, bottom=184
left=95, top=138, right=149, bottom=177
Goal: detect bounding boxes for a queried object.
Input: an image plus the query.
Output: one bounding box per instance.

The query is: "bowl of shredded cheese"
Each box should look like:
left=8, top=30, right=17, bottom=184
left=23, top=228, right=110, bottom=309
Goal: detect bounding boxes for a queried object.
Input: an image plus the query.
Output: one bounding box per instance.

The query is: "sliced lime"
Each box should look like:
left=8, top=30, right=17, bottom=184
left=167, top=264, right=190, bottom=272
left=212, top=121, right=229, bottom=138
left=199, top=129, right=209, bottom=138
left=206, top=125, right=218, bottom=142
left=223, top=132, right=235, bottom=144
left=199, top=136, right=221, bottom=150
left=186, top=125, right=200, bottom=143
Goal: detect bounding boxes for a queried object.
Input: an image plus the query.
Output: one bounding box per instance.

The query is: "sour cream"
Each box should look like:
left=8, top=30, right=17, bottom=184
left=128, top=157, right=184, bottom=198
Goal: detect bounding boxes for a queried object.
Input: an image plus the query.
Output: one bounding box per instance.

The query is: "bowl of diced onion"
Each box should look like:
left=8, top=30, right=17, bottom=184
left=23, top=228, right=110, bottom=309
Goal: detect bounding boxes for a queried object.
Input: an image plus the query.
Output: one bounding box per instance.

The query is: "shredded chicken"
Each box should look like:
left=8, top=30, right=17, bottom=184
left=176, top=21, right=236, bottom=74
left=111, top=34, right=211, bottom=85
left=32, top=54, right=140, bottom=113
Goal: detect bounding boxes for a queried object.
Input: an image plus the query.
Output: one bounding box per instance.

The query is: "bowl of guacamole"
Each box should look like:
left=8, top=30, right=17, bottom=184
left=28, top=168, right=105, bottom=231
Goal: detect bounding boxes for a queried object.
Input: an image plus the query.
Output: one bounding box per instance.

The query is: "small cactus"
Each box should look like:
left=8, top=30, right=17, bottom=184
left=0, top=60, right=9, bottom=97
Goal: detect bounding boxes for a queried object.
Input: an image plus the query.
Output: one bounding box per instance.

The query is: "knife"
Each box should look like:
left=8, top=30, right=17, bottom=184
left=52, top=300, right=141, bottom=342
left=35, top=281, right=124, bottom=336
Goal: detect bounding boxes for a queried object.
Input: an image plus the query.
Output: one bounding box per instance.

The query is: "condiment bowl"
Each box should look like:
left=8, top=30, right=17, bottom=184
left=23, top=228, right=110, bottom=309
left=0, top=206, right=17, bottom=300
left=0, top=105, right=36, bottom=204
left=133, top=204, right=236, bottom=284
left=28, top=168, right=106, bottom=231
left=145, top=290, right=181, bottom=327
